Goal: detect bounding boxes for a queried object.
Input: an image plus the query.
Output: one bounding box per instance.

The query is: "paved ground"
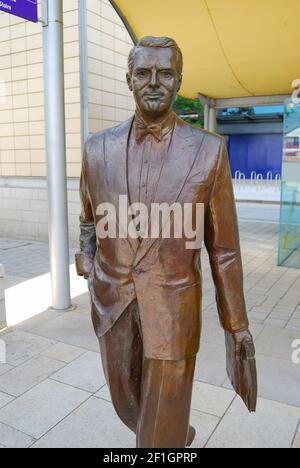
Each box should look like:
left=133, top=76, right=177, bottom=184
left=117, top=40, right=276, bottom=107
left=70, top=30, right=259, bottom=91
left=0, top=203, right=299, bottom=448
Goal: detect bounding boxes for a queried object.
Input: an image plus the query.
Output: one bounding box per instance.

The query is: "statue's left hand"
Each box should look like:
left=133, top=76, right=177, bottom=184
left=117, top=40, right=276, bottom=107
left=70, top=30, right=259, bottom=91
left=232, top=329, right=255, bottom=357
left=226, top=328, right=257, bottom=412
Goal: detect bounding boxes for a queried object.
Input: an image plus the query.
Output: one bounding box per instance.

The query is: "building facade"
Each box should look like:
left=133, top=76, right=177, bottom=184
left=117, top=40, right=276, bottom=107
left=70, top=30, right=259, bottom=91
left=0, top=0, right=134, bottom=243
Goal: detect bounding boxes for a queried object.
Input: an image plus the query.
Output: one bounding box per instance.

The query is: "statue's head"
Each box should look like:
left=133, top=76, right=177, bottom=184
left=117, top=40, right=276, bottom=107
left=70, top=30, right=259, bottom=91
left=127, top=36, right=183, bottom=119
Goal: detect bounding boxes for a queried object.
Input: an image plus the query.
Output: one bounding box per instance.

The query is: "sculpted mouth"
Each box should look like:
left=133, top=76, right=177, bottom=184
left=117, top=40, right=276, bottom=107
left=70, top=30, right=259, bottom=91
left=144, top=94, right=164, bottom=99
left=145, top=94, right=163, bottom=101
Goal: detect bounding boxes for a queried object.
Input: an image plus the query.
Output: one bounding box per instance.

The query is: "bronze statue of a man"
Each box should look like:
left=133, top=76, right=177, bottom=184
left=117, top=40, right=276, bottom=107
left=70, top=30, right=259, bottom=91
left=76, top=36, right=257, bottom=448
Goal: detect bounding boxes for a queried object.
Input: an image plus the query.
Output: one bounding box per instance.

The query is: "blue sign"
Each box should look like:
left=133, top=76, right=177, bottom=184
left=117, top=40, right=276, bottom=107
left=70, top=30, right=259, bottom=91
left=0, top=0, right=38, bottom=23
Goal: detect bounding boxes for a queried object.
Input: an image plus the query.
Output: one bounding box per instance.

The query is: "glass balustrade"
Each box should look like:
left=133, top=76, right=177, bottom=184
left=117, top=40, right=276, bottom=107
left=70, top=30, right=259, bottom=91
left=278, top=98, right=300, bottom=267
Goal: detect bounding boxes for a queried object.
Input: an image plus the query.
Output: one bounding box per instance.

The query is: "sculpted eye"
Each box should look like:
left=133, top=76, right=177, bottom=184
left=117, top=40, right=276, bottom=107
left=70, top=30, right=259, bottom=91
left=161, top=71, right=173, bottom=79
left=136, top=70, right=149, bottom=78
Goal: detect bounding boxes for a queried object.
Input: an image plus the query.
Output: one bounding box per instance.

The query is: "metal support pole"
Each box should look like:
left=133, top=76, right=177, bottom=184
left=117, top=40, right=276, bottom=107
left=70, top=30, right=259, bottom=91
left=42, top=0, right=72, bottom=310
left=208, top=106, right=217, bottom=133
left=204, top=104, right=210, bottom=130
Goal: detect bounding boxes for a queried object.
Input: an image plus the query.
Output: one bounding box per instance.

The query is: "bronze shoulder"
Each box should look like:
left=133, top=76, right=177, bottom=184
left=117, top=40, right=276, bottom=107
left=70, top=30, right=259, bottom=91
left=174, top=114, right=224, bottom=147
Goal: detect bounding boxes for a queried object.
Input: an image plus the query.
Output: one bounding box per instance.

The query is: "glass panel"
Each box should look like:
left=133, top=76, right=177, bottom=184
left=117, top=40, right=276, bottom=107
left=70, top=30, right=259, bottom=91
left=278, top=98, right=300, bottom=267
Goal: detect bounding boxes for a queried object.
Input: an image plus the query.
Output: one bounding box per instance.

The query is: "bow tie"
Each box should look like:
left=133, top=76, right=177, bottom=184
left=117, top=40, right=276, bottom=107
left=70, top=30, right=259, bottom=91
left=134, top=122, right=163, bottom=142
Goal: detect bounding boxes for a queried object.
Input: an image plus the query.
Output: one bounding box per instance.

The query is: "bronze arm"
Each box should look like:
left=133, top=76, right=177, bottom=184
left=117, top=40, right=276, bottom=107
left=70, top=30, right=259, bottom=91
left=75, top=144, right=97, bottom=279
left=204, top=139, right=249, bottom=333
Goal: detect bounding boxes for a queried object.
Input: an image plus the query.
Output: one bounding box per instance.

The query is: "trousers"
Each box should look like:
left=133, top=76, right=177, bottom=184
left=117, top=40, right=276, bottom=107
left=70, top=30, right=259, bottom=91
left=92, top=299, right=196, bottom=448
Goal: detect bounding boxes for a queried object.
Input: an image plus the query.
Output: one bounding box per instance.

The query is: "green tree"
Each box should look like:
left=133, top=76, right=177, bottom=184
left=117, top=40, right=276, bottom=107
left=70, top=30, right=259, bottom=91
left=173, top=96, right=204, bottom=128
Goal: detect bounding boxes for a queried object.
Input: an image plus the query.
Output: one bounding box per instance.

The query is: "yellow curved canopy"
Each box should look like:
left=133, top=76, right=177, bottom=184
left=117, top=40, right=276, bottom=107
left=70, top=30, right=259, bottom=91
left=112, top=0, right=300, bottom=99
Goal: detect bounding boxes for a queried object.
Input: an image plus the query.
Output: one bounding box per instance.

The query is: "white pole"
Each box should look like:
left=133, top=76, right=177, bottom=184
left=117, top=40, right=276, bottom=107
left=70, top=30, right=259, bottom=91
left=208, top=106, right=217, bottom=132
left=204, top=103, right=209, bottom=130
left=42, top=0, right=72, bottom=310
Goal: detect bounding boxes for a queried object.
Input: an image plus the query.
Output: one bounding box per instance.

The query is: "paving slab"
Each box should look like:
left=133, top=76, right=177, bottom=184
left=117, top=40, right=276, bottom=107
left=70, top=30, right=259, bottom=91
left=287, top=319, right=300, bottom=331
left=72, top=293, right=90, bottom=309
left=256, top=353, right=300, bottom=407
left=31, top=396, right=135, bottom=448
left=94, top=384, right=111, bottom=401
left=0, top=422, right=35, bottom=448
left=264, top=318, right=288, bottom=328
left=293, top=431, right=300, bottom=448
left=0, top=363, right=13, bottom=377
left=73, top=293, right=92, bottom=313
left=191, top=381, right=235, bottom=418
left=41, top=342, right=86, bottom=363
left=201, top=315, right=224, bottom=345
left=255, top=326, right=300, bottom=361
left=15, top=309, right=61, bottom=332
left=249, top=311, right=270, bottom=322
left=3, top=275, right=27, bottom=289
left=206, top=397, right=300, bottom=448
left=189, top=410, right=220, bottom=449
left=0, top=355, right=65, bottom=397
left=30, top=312, right=99, bottom=352
left=1, top=329, right=56, bottom=366
left=195, top=341, right=227, bottom=386
left=51, top=351, right=105, bottom=393
left=0, top=379, right=90, bottom=439
left=0, top=391, right=14, bottom=409
left=201, top=315, right=264, bottom=347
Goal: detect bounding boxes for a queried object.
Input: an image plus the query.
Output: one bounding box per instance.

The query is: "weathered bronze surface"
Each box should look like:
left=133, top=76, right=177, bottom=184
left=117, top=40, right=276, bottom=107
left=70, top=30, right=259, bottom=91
left=76, top=36, right=257, bottom=448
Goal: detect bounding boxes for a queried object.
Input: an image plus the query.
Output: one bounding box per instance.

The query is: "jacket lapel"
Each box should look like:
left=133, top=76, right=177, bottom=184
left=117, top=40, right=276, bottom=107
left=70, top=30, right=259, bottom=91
left=104, top=116, right=140, bottom=254
left=133, top=116, right=206, bottom=267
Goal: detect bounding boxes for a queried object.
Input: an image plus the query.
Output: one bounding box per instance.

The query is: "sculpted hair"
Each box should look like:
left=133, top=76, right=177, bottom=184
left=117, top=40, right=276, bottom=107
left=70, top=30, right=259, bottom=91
left=128, top=36, right=183, bottom=76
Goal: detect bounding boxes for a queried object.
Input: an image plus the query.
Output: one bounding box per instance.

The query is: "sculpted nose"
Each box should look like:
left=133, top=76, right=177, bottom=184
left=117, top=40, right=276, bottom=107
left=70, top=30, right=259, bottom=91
left=149, top=70, right=159, bottom=88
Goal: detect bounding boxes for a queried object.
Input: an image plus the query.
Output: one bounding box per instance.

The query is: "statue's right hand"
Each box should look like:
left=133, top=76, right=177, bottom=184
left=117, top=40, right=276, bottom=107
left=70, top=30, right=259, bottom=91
left=83, top=271, right=92, bottom=280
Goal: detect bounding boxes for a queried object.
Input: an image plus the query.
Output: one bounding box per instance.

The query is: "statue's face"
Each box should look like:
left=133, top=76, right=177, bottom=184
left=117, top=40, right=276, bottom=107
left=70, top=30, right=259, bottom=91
left=127, top=47, right=182, bottom=119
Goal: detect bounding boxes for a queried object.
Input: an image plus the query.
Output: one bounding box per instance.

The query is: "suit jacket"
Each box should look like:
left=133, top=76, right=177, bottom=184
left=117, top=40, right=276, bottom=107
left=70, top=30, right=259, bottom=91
left=75, top=113, right=249, bottom=360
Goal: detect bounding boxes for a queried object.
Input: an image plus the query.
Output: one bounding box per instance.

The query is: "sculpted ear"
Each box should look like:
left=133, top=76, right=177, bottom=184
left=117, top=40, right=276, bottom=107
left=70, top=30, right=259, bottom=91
left=177, top=74, right=183, bottom=92
left=126, top=72, right=133, bottom=92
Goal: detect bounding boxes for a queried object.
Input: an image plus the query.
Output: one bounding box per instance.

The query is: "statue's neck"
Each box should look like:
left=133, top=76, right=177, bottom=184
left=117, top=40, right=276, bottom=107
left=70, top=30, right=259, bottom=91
left=135, top=108, right=174, bottom=126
